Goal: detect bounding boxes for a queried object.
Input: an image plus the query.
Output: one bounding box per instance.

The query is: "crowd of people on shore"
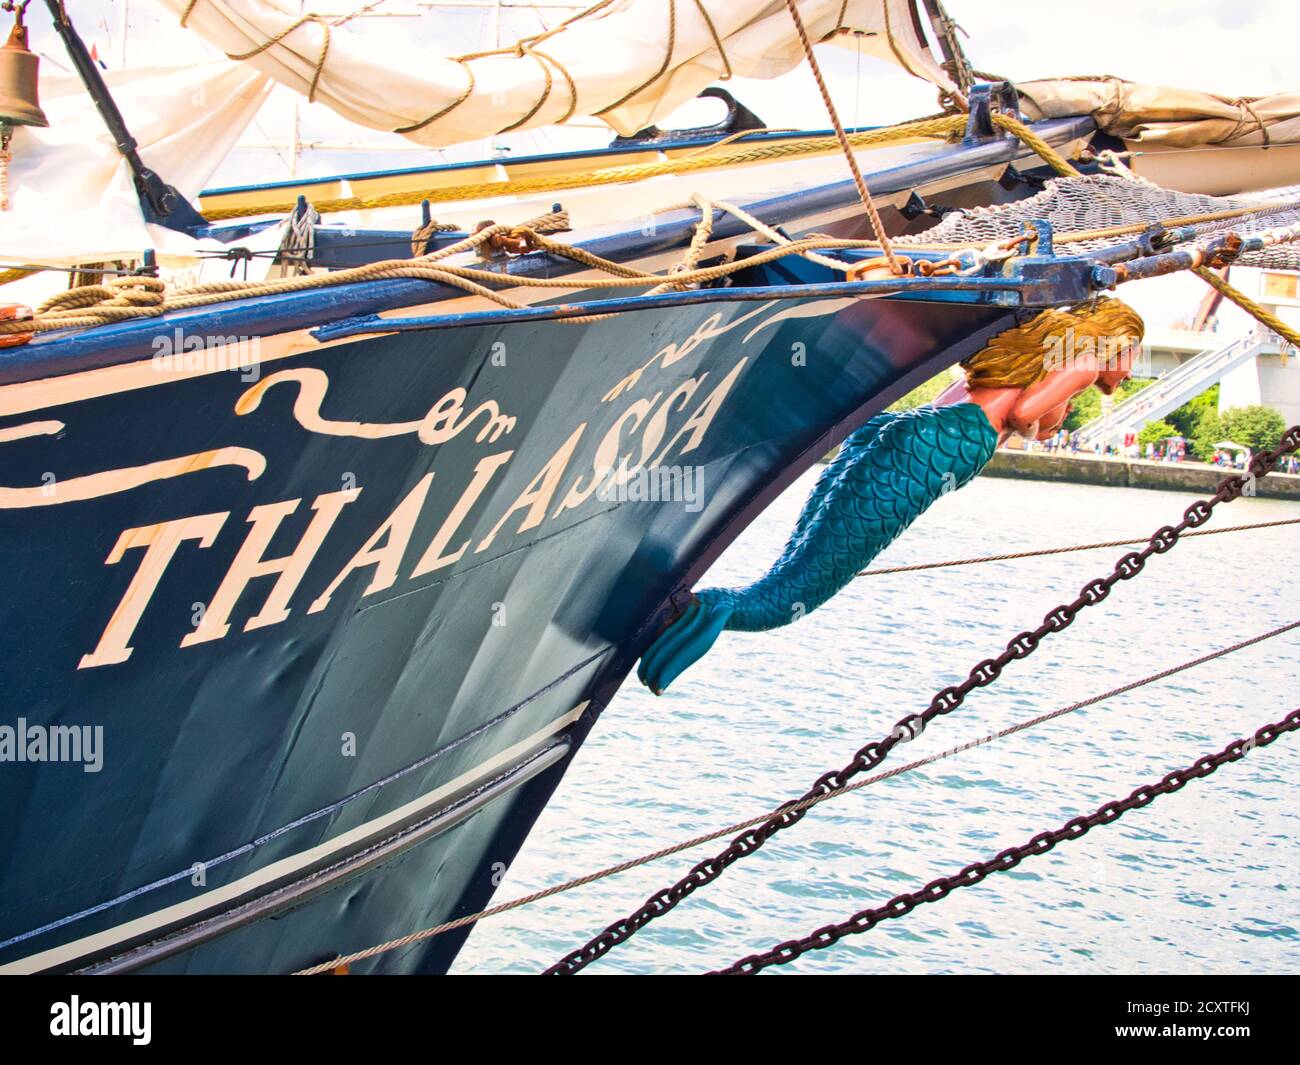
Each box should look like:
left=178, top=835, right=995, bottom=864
left=1021, top=430, right=1300, bottom=472
left=1028, top=429, right=1147, bottom=461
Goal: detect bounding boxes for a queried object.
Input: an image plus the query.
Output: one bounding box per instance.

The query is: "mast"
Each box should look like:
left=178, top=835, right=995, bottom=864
left=40, top=0, right=205, bottom=232
left=919, top=0, right=974, bottom=103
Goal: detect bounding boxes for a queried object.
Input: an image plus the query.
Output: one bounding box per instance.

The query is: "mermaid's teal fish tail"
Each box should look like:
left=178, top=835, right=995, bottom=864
left=637, top=404, right=997, bottom=694
left=637, top=591, right=735, bottom=694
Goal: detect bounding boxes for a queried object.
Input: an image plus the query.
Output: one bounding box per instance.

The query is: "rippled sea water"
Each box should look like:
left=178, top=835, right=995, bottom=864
left=454, top=470, right=1300, bottom=975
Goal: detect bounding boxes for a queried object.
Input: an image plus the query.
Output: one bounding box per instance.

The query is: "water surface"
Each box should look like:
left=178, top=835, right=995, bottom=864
left=454, top=472, right=1300, bottom=974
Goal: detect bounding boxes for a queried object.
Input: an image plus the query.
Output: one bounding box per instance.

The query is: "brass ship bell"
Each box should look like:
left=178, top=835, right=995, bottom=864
left=0, top=5, right=49, bottom=133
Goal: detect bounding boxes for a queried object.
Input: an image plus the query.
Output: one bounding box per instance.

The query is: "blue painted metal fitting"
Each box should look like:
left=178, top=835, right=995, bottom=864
left=964, top=81, right=1021, bottom=143
left=1091, top=265, right=1119, bottom=289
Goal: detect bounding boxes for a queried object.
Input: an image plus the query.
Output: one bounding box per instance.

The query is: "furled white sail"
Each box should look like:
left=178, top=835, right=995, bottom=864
left=1016, top=77, right=1300, bottom=194
left=1018, top=79, right=1300, bottom=148
left=159, top=0, right=955, bottom=147
left=1, top=60, right=270, bottom=267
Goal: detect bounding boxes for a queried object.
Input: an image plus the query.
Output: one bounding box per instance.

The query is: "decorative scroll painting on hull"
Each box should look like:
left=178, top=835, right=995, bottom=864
left=4, top=302, right=783, bottom=673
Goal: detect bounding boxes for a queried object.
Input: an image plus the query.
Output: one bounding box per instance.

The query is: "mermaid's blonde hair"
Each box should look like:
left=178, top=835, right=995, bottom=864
left=961, top=298, right=1145, bottom=390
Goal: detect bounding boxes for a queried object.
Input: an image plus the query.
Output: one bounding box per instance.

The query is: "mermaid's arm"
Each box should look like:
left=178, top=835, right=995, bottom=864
left=1007, top=368, right=1098, bottom=437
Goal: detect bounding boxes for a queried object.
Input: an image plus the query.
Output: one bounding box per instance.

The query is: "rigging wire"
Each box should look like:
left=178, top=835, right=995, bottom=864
left=330, top=0, right=392, bottom=28
left=293, top=616, right=1300, bottom=974
left=853, top=31, right=861, bottom=133
left=717, top=699, right=1300, bottom=974
left=859, top=516, right=1300, bottom=576
left=782, top=0, right=902, bottom=274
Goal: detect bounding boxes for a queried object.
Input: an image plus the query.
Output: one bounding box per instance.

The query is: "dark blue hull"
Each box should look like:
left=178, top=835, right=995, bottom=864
left=0, top=283, right=1013, bottom=973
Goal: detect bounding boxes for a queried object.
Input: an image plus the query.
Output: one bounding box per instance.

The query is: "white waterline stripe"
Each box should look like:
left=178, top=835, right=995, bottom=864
left=0, top=701, right=588, bottom=974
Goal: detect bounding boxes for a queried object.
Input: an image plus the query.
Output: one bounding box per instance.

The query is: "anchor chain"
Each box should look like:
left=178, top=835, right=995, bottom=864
left=715, top=704, right=1300, bottom=974
left=544, top=424, right=1300, bottom=975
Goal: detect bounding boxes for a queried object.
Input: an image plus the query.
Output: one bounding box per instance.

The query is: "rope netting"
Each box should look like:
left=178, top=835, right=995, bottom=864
left=897, top=171, right=1300, bottom=269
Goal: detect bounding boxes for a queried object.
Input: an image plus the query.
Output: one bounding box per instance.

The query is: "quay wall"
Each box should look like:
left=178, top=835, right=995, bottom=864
left=982, top=450, right=1300, bottom=500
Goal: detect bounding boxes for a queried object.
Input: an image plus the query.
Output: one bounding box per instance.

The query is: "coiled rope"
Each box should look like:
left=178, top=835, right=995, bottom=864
left=18, top=186, right=1288, bottom=338
left=0, top=205, right=898, bottom=337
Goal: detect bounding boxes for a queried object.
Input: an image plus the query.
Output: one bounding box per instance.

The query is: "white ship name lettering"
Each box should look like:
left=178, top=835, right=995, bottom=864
left=76, top=358, right=747, bottom=669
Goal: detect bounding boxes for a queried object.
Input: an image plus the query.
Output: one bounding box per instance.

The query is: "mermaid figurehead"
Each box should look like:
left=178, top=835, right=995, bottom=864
left=637, top=298, right=1145, bottom=694
left=950, top=299, right=1145, bottom=445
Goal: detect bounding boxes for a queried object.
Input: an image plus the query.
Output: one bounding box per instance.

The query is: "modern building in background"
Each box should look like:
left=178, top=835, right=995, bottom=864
left=1076, top=266, right=1300, bottom=448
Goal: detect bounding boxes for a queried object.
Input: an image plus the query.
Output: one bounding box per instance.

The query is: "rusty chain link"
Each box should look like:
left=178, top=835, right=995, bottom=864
left=544, top=424, right=1300, bottom=975
left=714, top=704, right=1300, bottom=974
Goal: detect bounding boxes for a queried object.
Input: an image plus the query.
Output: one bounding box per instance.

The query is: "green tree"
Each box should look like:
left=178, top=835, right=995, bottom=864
left=1062, top=377, right=1155, bottom=432
left=1137, top=420, right=1179, bottom=450
left=888, top=371, right=952, bottom=412
left=1062, top=386, right=1101, bottom=431
left=1189, top=410, right=1225, bottom=462
left=1220, top=405, right=1286, bottom=452
left=1166, top=383, right=1220, bottom=439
